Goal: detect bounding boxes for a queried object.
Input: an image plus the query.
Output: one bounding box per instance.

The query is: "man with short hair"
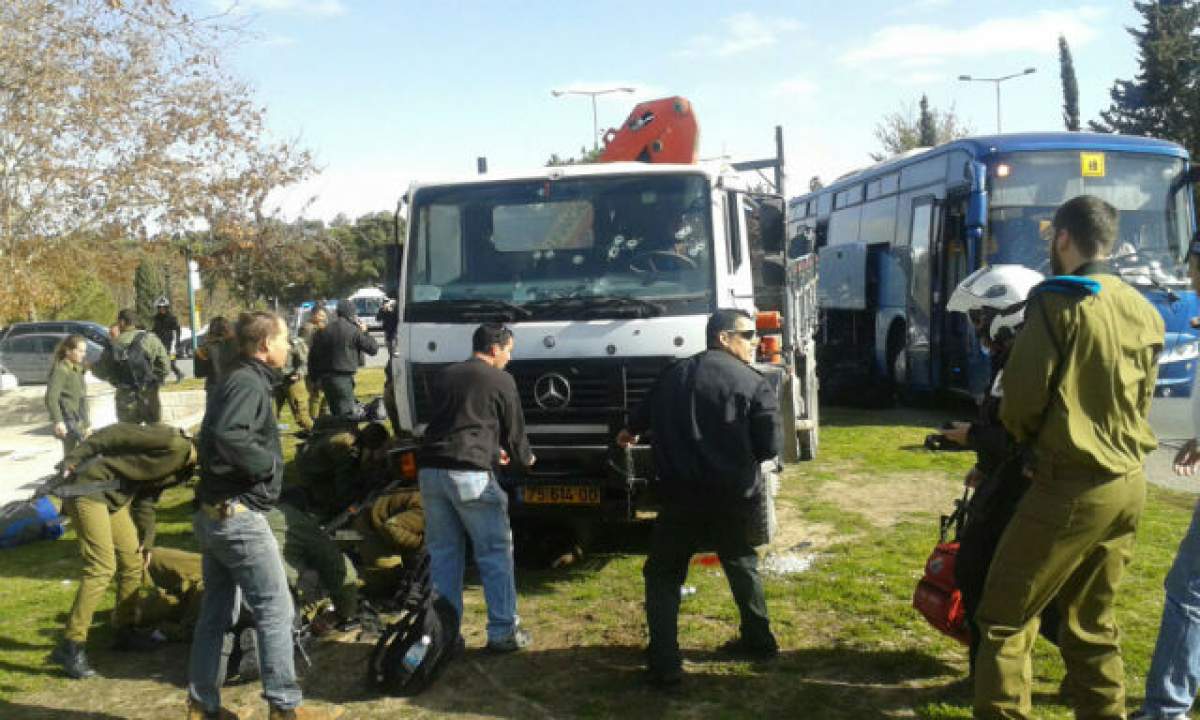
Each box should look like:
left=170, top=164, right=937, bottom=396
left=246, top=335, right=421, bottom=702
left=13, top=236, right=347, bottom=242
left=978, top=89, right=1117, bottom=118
left=617, top=308, right=780, bottom=688
left=973, top=195, right=1164, bottom=718
left=187, top=311, right=342, bottom=720
left=418, top=322, right=535, bottom=652
left=152, top=297, right=186, bottom=383
left=307, top=300, right=378, bottom=418
left=299, top=307, right=328, bottom=420
left=94, top=308, right=170, bottom=423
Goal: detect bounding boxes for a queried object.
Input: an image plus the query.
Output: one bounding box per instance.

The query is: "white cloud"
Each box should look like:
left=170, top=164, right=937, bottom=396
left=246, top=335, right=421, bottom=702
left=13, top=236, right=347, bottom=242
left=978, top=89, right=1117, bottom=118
left=268, top=165, right=411, bottom=223
left=770, top=77, right=817, bottom=99
left=842, top=6, right=1105, bottom=68
left=210, top=0, right=347, bottom=17
left=677, top=13, right=801, bottom=58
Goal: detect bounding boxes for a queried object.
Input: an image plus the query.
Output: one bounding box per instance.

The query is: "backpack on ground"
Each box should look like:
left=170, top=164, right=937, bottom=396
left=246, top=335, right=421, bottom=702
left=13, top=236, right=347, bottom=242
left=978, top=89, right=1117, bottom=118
left=912, top=488, right=970, bottom=645
left=109, top=331, right=156, bottom=390
left=368, top=552, right=460, bottom=696
left=0, top=497, right=66, bottom=549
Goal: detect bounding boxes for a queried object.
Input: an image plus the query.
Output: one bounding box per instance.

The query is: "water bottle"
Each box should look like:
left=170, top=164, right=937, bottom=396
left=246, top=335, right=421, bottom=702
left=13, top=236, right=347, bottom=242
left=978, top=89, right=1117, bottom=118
left=401, top=635, right=432, bottom=673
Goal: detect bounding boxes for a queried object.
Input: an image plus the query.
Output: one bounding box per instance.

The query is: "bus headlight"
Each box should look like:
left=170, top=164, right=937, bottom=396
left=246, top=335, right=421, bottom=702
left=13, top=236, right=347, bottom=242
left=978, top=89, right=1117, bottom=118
left=1161, top=338, right=1200, bottom=364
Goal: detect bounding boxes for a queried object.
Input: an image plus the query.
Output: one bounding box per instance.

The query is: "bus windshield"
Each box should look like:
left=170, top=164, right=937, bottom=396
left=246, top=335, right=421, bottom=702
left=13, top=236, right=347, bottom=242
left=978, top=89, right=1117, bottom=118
left=985, top=150, right=1192, bottom=285
left=405, top=173, right=714, bottom=321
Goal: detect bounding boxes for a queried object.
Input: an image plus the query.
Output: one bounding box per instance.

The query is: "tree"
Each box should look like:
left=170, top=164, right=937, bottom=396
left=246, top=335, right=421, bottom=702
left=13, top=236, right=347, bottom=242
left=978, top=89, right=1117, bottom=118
left=1091, top=0, right=1200, bottom=156
left=547, top=147, right=604, bottom=166
left=1059, top=35, right=1081, bottom=131
left=917, top=95, right=938, bottom=147
left=134, top=259, right=166, bottom=327
left=871, top=96, right=971, bottom=161
left=0, top=0, right=314, bottom=322
left=809, top=176, right=824, bottom=192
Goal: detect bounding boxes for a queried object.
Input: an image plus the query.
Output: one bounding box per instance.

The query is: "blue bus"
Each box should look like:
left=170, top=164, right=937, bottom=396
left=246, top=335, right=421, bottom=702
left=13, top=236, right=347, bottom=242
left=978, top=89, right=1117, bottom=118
left=787, top=132, right=1200, bottom=400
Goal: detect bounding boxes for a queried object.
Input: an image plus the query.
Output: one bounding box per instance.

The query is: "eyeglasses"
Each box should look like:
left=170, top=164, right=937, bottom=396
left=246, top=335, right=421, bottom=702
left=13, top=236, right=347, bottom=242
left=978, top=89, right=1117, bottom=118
left=729, top=329, right=758, bottom=341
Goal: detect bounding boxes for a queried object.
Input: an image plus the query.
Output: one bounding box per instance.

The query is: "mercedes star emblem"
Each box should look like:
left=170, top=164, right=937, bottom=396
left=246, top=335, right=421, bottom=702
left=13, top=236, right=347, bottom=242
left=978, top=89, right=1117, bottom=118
left=533, top=373, right=571, bottom=410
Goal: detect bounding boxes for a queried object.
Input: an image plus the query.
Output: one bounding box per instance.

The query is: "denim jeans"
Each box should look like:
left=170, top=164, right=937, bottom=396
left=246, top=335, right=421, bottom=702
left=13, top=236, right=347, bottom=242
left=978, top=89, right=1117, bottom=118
left=187, top=507, right=301, bottom=712
left=1141, top=500, right=1200, bottom=718
left=419, top=467, right=519, bottom=643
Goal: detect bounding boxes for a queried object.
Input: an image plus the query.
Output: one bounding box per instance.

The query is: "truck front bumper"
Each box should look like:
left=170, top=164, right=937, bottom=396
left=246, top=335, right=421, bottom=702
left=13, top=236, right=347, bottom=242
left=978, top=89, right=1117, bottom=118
left=499, top=443, right=655, bottom=522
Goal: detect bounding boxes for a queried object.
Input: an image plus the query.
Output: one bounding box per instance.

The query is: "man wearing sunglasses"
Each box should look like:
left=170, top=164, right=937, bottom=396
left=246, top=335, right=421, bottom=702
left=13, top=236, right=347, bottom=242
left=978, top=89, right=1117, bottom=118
left=617, top=308, right=780, bottom=689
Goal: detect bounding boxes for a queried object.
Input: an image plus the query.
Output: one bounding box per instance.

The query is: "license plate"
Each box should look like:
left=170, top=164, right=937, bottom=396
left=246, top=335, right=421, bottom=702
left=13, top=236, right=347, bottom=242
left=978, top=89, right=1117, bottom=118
left=522, top=485, right=601, bottom=506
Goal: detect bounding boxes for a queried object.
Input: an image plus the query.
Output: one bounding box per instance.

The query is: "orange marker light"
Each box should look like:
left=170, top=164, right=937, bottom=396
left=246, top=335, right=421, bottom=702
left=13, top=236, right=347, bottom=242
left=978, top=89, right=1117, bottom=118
left=756, top=311, right=782, bottom=331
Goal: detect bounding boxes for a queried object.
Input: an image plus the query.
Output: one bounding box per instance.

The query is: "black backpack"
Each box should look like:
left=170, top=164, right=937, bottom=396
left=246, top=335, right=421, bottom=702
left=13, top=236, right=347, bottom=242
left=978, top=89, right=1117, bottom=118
left=110, top=331, right=157, bottom=390
left=368, top=553, right=460, bottom=696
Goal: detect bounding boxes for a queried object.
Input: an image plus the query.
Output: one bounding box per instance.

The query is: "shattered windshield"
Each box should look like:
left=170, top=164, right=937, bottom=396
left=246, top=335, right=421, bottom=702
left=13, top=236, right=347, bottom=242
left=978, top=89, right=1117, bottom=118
left=405, top=173, right=714, bottom=321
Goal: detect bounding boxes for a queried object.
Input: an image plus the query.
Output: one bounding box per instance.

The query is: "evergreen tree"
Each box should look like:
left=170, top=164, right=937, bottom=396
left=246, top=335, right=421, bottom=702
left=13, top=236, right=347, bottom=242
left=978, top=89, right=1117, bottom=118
left=918, top=95, right=937, bottom=146
left=1059, top=35, right=1081, bottom=131
left=1091, top=0, right=1200, bottom=157
left=133, top=259, right=165, bottom=327
left=871, top=96, right=970, bottom=161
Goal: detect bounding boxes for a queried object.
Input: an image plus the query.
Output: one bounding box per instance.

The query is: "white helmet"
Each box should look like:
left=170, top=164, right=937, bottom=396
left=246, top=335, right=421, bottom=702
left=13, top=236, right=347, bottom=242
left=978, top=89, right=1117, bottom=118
left=947, top=265, right=1043, bottom=342
left=155, top=296, right=171, bottom=308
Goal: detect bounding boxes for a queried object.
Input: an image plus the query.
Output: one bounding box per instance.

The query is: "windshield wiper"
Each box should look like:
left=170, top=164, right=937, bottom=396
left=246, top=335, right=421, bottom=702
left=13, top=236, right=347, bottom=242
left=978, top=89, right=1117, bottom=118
left=523, top=294, right=664, bottom=319
left=410, top=298, right=532, bottom=321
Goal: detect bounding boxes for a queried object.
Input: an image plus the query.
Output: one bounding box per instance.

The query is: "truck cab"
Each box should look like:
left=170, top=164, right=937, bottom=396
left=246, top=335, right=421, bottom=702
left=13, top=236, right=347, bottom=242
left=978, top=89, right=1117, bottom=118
left=389, top=161, right=816, bottom=521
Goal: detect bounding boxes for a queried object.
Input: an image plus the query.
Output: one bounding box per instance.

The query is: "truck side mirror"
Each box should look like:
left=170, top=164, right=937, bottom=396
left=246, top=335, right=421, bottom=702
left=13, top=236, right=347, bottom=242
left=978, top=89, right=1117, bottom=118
left=750, top=194, right=785, bottom=254
left=384, top=245, right=402, bottom=299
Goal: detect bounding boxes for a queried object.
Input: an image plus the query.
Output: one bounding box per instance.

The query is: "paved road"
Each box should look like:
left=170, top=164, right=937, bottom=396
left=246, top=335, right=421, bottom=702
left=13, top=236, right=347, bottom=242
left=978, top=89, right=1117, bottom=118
left=1147, top=395, right=1198, bottom=493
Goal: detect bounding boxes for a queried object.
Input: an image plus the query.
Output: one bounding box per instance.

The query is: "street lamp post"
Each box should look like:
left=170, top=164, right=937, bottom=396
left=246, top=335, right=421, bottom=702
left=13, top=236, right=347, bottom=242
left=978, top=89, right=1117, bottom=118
left=957, top=67, right=1037, bottom=133
left=551, top=86, right=636, bottom=151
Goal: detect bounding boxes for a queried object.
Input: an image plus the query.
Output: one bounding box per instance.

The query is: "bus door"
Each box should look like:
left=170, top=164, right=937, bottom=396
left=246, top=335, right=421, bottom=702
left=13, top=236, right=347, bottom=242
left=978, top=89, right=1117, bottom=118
left=936, top=197, right=975, bottom=393
left=906, top=196, right=941, bottom=388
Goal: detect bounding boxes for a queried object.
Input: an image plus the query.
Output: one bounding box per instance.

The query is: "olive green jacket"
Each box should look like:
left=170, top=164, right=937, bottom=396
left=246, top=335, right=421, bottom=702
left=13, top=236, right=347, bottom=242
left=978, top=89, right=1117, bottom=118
left=266, top=502, right=359, bottom=620
left=93, top=328, right=170, bottom=389
left=1000, top=266, right=1163, bottom=475
left=64, top=422, right=197, bottom=548
left=368, top=486, right=424, bottom=552
left=297, top=427, right=360, bottom=514
left=45, top=360, right=89, bottom=428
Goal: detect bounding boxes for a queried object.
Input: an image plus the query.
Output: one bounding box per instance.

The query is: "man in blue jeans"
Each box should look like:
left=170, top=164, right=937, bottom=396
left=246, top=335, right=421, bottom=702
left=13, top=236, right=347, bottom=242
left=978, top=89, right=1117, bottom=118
left=1132, top=251, right=1200, bottom=720
left=186, top=311, right=342, bottom=720
left=417, top=323, right=535, bottom=652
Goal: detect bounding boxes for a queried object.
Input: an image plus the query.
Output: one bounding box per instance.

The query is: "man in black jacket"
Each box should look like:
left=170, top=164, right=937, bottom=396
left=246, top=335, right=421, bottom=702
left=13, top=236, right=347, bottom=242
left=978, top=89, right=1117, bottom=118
left=617, top=309, right=780, bottom=688
left=308, top=299, right=378, bottom=418
left=186, top=311, right=342, bottom=720
left=418, top=323, right=535, bottom=652
left=152, top=298, right=185, bottom=383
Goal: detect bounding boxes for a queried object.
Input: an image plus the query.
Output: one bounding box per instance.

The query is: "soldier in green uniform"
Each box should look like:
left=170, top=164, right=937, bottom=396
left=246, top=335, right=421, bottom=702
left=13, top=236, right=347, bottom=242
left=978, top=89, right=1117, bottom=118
left=268, top=501, right=360, bottom=624
left=45, top=334, right=91, bottom=457
left=973, top=195, right=1164, bottom=719
left=297, top=421, right=390, bottom=518
left=48, top=422, right=197, bottom=679
left=275, top=334, right=313, bottom=435
left=93, top=308, right=170, bottom=423
left=351, top=483, right=424, bottom=598
left=137, top=546, right=207, bottom=642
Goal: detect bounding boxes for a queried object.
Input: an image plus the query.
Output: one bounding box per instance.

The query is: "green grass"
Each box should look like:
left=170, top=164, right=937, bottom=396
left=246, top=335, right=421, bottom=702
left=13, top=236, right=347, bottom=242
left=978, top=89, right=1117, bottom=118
left=0, top=384, right=1192, bottom=718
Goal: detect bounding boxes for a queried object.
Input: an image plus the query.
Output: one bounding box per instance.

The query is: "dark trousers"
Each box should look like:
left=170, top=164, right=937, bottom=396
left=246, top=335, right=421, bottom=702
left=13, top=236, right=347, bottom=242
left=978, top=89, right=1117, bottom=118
left=321, top=374, right=356, bottom=418
left=643, top=501, right=775, bottom=673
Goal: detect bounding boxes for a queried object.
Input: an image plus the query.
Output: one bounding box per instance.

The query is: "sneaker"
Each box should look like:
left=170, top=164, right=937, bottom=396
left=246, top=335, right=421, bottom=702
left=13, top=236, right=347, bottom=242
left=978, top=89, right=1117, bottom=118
left=267, top=705, right=345, bottom=720
left=1129, top=711, right=1189, bottom=720
left=236, top=627, right=261, bottom=682
left=49, top=639, right=97, bottom=679
left=186, top=696, right=241, bottom=720
left=486, top=628, right=532, bottom=653
left=112, top=626, right=164, bottom=652
left=716, top=636, right=779, bottom=661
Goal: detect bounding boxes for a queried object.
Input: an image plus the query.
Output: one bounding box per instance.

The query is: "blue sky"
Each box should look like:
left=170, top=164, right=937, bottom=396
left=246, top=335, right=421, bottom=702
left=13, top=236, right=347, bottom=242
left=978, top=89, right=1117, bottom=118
left=212, top=0, right=1145, bottom=221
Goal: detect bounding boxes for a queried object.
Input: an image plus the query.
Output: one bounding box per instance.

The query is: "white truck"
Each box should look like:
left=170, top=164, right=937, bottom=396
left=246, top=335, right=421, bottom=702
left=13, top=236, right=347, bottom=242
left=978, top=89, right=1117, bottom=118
left=385, top=155, right=819, bottom=522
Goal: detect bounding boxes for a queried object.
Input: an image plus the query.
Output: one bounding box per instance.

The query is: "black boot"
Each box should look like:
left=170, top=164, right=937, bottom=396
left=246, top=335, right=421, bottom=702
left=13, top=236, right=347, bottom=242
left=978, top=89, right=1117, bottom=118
left=50, top=640, right=97, bottom=679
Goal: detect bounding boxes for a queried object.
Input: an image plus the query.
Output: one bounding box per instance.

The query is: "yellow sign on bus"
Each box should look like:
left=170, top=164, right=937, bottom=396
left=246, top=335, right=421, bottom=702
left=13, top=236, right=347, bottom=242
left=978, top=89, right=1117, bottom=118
left=1080, top=152, right=1106, bottom=178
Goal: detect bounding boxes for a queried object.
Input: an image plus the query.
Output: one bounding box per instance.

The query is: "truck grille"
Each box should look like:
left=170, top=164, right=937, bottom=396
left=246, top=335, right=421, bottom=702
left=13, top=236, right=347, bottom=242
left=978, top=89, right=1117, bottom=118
left=410, top=357, right=674, bottom=433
